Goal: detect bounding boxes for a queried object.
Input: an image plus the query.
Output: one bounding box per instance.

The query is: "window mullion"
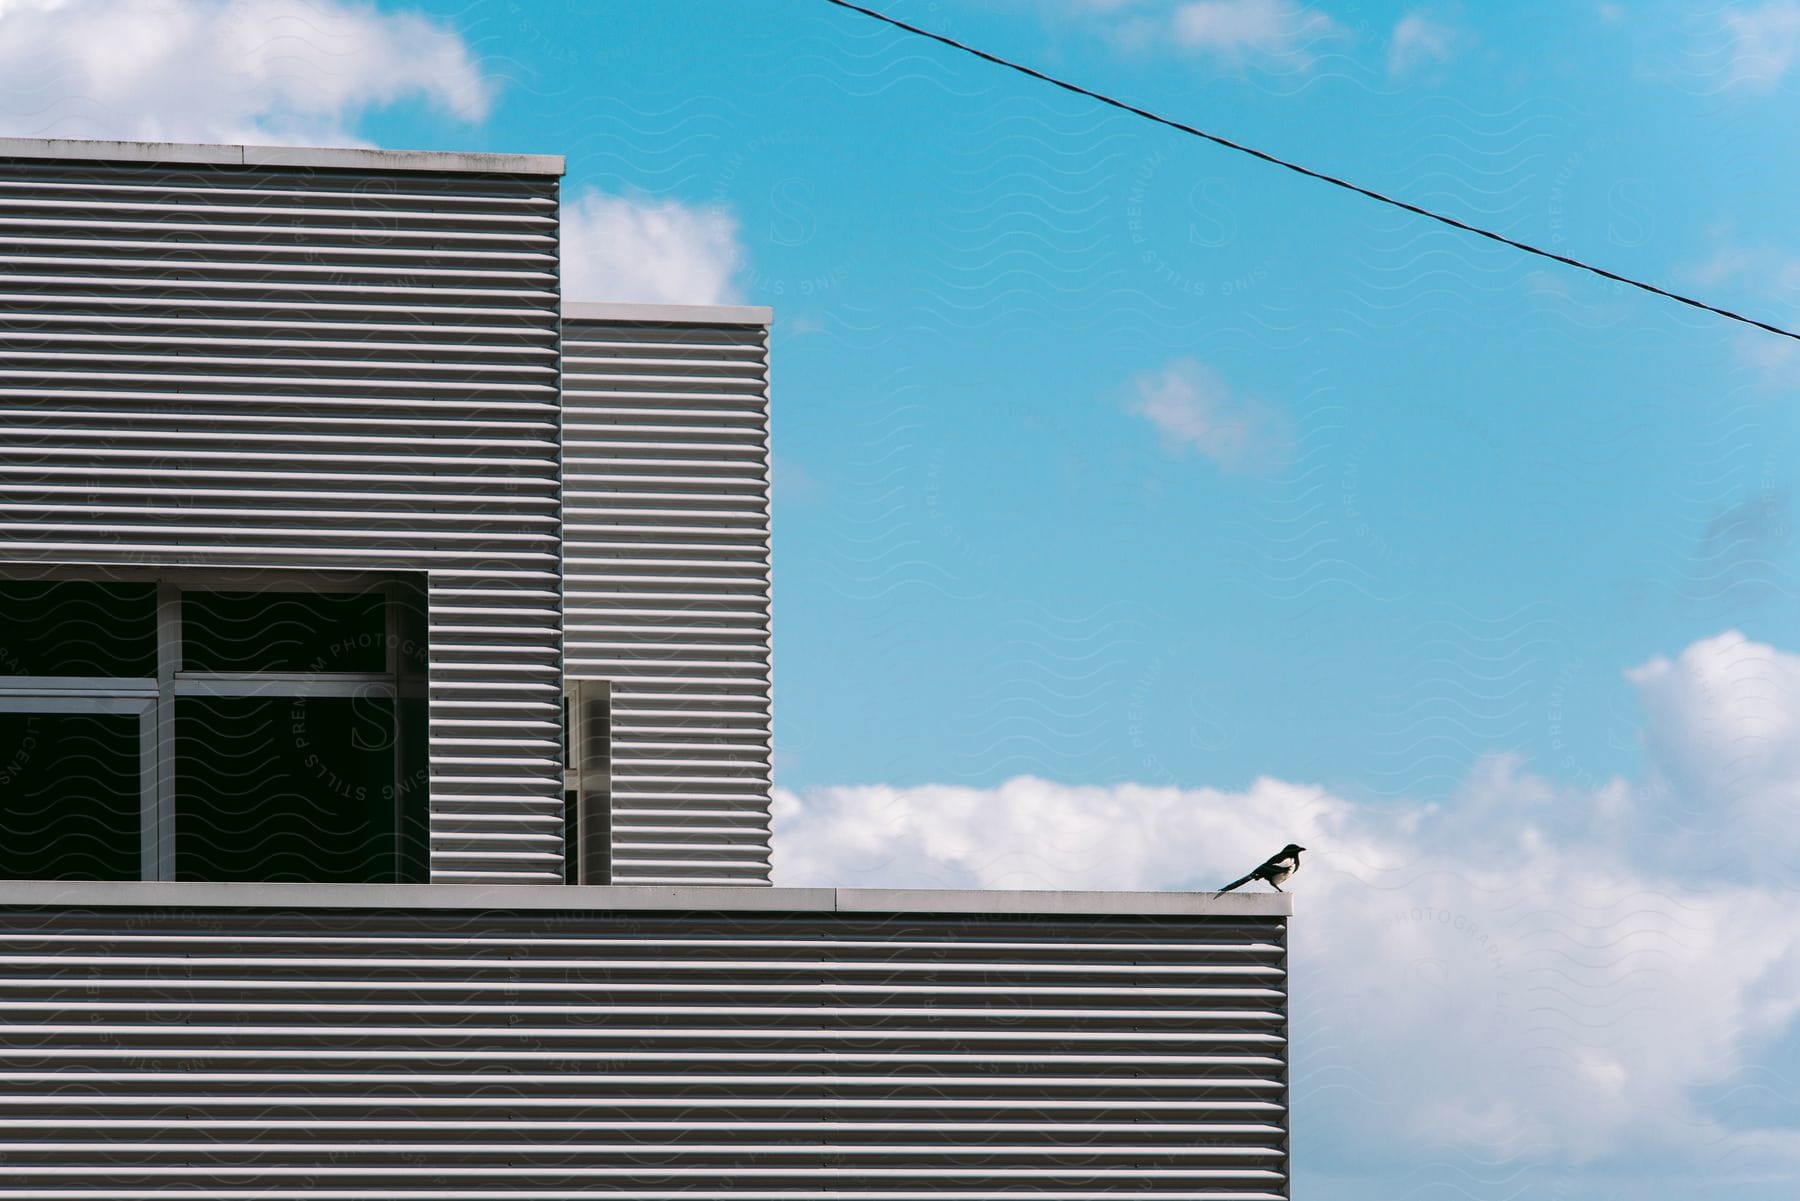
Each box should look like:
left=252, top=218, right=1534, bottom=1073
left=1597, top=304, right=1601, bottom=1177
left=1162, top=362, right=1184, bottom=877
left=169, top=675, right=396, bottom=699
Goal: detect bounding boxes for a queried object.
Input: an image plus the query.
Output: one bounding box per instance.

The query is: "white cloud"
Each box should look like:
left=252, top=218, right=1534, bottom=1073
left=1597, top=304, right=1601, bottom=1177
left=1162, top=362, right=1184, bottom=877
left=0, top=2, right=747, bottom=308
left=1388, top=11, right=1460, bottom=78
left=1629, top=629, right=1800, bottom=849
left=773, top=629, right=1800, bottom=1173
left=1169, top=0, right=1345, bottom=69
left=1720, top=245, right=1800, bottom=295
left=1688, top=242, right=1759, bottom=289
left=1681, top=238, right=1800, bottom=376
left=1719, top=3, right=1800, bottom=89
left=560, top=188, right=746, bottom=307
left=1126, top=357, right=1290, bottom=470
left=0, top=0, right=491, bottom=145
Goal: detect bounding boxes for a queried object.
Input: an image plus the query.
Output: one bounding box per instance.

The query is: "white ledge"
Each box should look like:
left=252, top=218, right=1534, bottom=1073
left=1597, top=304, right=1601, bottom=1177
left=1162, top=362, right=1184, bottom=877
left=0, top=137, right=564, bottom=176
left=0, top=881, right=1292, bottom=917
left=564, top=301, right=773, bottom=327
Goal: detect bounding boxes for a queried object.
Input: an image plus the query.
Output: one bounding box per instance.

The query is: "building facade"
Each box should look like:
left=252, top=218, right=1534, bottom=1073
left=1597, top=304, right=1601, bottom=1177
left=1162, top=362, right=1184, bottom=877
left=562, top=302, right=774, bottom=886
left=0, top=137, right=568, bottom=884
left=0, top=137, right=1292, bottom=1198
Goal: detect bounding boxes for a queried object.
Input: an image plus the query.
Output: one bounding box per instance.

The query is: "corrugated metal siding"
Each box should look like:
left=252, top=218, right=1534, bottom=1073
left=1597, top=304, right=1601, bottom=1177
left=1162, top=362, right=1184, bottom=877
left=0, top=152, right=564, bottom=884
left=561, top=316, right=773, bottom=885
left=0, top=903, right=1289, bottom=1198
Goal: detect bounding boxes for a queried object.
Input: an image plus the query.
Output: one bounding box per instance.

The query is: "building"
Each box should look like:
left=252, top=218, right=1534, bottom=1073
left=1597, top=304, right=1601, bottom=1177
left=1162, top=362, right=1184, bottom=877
left=0, top=137, right=1292, bottom=1198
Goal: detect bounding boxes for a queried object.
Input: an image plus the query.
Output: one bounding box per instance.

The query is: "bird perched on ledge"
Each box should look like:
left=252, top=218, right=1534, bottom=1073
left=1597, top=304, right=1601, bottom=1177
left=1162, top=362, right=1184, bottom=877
left=1219, top=844, right=1305, bottom=893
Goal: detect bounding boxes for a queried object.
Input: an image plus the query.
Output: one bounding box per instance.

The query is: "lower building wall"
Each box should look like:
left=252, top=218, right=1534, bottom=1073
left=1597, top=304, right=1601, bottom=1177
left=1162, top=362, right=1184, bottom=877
left=0, top=890, right=1289, bottom=1198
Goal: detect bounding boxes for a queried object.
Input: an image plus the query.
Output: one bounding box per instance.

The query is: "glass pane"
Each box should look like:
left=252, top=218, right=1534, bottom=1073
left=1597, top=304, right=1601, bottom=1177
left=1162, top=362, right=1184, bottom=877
left=174, top=696, right=398, bottom=883
left=0, top=581, right=156, bottom=678
left=0, top=712, right=141, bottom=879
left=182, top=590, right=387, bottom=674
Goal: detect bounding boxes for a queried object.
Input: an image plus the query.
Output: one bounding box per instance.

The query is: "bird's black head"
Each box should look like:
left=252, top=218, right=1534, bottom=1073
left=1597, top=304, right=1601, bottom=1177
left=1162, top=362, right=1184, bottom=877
left=1283, top=844, right=1305, bottom=854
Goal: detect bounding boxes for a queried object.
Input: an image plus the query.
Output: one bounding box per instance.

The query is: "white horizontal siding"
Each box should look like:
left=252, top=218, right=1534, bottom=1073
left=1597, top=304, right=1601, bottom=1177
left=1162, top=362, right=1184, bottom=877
left=0, top=150, right=564, bottom=883
left=0, top=904, right=1289, bottom=1198
left=561, top=316, right=773, bottom=885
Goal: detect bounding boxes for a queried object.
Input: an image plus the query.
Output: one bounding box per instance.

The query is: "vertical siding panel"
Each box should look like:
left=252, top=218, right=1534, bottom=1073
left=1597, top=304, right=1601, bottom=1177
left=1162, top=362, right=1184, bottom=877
left=0, top=147, right=565, bottom=883
left=561, top=308, right=774, bottom=885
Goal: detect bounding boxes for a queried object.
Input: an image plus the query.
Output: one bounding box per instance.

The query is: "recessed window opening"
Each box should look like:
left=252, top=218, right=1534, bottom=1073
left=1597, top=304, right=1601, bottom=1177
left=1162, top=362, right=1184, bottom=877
left=563, top=679, right=611, bottom=885
left=0, top=567, right=429, bottom=884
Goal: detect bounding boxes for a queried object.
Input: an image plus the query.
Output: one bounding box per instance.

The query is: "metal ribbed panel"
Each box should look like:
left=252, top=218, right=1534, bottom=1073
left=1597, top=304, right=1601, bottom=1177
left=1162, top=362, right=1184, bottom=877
left=0, top=903, right=1288, bottom=1198
left=0, top=151, right=564, bottom=884
left=561, top=314, right=772, bottom=885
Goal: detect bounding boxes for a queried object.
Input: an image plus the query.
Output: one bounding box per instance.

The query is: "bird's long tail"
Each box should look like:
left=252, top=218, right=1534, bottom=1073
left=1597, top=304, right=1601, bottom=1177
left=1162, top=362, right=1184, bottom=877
left=1217, top=873, right=1254, bottom=894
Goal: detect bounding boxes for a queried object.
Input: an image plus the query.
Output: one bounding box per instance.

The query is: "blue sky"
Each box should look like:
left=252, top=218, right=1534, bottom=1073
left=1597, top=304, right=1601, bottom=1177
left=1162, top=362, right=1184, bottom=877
left=7, top=0, right=1800, bottom=1195
left=393, top=0, right=1800, bottom=802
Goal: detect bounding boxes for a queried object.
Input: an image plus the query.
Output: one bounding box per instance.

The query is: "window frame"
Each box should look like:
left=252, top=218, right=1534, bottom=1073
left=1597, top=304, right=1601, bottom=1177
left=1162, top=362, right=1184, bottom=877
left=0, top=692, right=160, bottom=876
left=0, top=564, right=424, bottom=883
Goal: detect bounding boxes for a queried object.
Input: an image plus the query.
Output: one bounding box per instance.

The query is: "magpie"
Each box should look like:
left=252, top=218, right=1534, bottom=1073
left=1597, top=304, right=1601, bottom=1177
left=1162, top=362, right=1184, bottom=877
left=1218, top=844, right=1305, bottom=893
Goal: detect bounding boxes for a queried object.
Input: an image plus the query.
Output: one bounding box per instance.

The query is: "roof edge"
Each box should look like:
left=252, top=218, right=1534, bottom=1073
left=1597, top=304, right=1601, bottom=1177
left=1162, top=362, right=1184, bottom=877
left=564, top=300, right=773, bottom=327
left=0, top=137, right=564, bottom=176
left=0, top=881, right=1292, bottom=917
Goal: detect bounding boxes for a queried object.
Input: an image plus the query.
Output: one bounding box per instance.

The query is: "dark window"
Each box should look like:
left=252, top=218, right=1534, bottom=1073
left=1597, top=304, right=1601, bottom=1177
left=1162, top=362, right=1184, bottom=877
left=0, top=712, right=140, bottom=880
left=563, top=788, right=580, bottom=876
left=0, top=571, right=429, bottom=884
left=174, top=696, right=400, bottom=883
left=182, top=590, right=387, bottom=673
left=0, top=581, right=156, bottom=677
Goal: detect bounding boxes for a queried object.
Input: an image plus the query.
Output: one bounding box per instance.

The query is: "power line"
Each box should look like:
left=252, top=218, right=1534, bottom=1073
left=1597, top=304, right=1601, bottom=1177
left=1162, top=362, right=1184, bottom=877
left=821, top=0, right=1800, bottom=344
